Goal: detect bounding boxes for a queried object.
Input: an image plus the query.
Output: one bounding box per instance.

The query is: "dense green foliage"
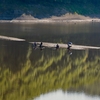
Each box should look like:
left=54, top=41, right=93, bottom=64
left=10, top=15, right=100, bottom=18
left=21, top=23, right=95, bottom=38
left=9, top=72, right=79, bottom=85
left=0, top=0, right=100, bottom=19
left=0, top=0, right=100, bottom=5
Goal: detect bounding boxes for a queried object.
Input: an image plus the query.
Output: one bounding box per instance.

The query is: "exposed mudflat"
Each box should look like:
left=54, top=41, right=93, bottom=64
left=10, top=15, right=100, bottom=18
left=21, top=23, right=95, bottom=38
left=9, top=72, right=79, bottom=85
left=0, top=35, right=25, bottom=41
left=0, top=35, right=100, bottom=50
left=30, top=42, right=100, bottom=50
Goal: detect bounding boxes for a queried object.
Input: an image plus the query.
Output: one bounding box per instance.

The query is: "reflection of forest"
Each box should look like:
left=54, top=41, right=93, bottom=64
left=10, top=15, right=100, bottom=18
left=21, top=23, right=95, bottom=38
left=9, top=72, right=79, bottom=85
left=0, top=41, right=100, bottom=100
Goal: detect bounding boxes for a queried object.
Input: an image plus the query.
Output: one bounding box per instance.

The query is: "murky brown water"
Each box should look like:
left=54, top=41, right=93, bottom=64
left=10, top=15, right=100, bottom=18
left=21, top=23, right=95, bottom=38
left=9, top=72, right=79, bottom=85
left=0, top=22, right=100, bottom=100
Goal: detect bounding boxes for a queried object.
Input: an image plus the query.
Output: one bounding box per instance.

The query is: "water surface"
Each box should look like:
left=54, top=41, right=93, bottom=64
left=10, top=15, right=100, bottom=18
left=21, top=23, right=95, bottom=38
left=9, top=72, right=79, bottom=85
left=0, top=22, right=100, bottom=100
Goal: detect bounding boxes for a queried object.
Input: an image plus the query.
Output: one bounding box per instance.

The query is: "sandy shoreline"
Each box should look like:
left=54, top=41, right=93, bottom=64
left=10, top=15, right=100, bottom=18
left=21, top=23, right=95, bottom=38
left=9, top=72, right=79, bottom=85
left=0, top=13, right=100, bottom=23
left=1, top=19, right=100, bottom=23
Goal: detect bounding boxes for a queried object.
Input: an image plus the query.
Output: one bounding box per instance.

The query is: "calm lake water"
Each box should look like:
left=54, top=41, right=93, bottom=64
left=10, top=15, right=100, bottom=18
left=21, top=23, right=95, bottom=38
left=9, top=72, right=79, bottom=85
left=0, top=22, right=100, bottom=100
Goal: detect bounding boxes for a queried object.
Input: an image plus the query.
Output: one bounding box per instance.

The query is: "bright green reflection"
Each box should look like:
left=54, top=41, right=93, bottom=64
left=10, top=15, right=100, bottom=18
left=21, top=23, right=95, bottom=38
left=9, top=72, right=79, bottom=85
left=0, top=41, right=100, bottom=100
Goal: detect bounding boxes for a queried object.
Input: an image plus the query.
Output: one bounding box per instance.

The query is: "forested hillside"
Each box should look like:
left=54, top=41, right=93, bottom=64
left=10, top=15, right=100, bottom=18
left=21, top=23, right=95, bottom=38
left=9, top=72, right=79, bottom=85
left=0, top=0, right=100, bottom=19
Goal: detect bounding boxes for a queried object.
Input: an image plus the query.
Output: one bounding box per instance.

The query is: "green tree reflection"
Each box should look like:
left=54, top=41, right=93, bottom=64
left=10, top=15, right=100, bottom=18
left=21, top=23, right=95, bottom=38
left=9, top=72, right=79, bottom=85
left=0, top=42, right=100, bottom=100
